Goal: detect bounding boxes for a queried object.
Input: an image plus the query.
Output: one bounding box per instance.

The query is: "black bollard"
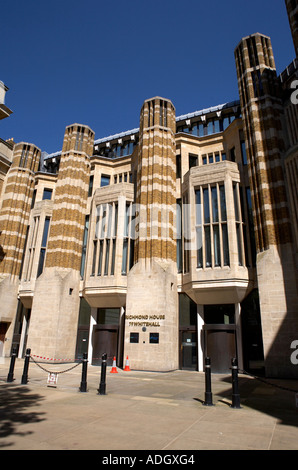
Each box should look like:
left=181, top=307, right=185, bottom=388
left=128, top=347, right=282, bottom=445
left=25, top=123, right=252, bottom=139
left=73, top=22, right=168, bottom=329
left=98, top=353, right=107, bottom=395
left=203, top=357, right=214, bottom=406
left=21, top=348, right=31, bottom=385
left=231, top=357, right=241, bottom=409
left=79, top=352, right=88, bottom=392
left=7, top=348, right=17, bottom=383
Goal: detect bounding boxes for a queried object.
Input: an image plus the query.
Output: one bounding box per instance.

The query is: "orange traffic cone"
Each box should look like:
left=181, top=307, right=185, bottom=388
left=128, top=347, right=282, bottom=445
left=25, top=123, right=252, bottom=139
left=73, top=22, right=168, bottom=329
left=124, top=356, right=131, bottom=371
left=110, top=356, right=118, bottom=373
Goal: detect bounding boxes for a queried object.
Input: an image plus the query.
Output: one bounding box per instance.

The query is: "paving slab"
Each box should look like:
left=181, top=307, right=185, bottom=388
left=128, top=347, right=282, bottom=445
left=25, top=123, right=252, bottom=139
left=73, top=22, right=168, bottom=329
left=0, top=358, right=297, bottom=451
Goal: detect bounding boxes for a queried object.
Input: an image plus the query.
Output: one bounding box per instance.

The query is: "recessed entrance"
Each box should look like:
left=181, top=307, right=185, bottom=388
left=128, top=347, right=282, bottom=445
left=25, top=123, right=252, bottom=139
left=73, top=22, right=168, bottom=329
left=92, top=326, right=118, bottom=366
left=203, top=304, right=237, bottom=373
left=204, top=325, right=236, bottom=373
left=179, top=329, right=197, bottom=370
left=91, top=308, right=121, bottom=366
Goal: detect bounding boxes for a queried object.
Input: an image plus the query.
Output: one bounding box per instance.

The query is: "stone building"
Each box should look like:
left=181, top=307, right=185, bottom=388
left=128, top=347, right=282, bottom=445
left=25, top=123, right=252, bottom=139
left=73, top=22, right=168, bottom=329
left=0, top=0, right=297, bottom=378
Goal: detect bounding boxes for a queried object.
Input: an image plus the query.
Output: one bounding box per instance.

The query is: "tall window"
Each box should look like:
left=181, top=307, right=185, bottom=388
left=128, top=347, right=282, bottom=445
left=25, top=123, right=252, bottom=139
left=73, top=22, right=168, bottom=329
left=176, top=199, right=182, bottom=273
left=92, top=203, right=118, bottom=276
left=240, top=141, right=248, bottom=165
left=75, top=127, right=84, bottom=151
left=37, top=217, right=50, bottom=277
left=101, top=175, right=110, bottom=187
left=233, top=183, right=244, bottom=266
left=195, top=184, right=229, bottom=268
left=42, top=188, right=52, bottom=200
left=80, top=215, right=89, bottom=278
left=25, top=217, right=39, bottom=281
left=122, top=202, right=135, bottom=275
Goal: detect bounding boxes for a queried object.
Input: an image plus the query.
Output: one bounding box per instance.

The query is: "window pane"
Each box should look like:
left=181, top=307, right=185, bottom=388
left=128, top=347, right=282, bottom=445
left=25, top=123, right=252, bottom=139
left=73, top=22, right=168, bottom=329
left=41, top=217, right=50, bottom=247
left=101, top=175, right=110, bottom=187
left=203, top=188, right=210, bottom=223
left=220, top=185, right=227, bottom=221
left=213, top=225, right=221, bottom=267
left=122, top=239, right=128, bottom=274
left=222, top=224, right=230, bottom=266
left=195, top=190, right=201, bottom=225
left=196, top=226, right=203, bottom=268
left=211, top=187, right=219, bottom=222
left=241, top=141, right=248, bottom=165
left=104, top=239, right=110, bottom=275
left=37, top=248, right=46, bottom=277
left=205, top=226, right=211, bottom=267
left=236, top=223, right=243, bottom=266
left=233, top=184, right=240, bottom=221
left=92, top=241, right=97, bottom=275
left=43, top=189, right=52, bottom=200
left=98, top=240, right=103, bottom=275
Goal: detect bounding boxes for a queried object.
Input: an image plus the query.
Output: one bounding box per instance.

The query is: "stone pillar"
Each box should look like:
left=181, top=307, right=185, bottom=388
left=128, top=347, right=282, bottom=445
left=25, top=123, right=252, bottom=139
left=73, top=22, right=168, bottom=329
left=0, top=143, right=41, bottom=354
left=27, top=124, right=95, bottom=360
left=235, top=34, right=298, bottom=378
left=124, top=97, right=179, bottom=371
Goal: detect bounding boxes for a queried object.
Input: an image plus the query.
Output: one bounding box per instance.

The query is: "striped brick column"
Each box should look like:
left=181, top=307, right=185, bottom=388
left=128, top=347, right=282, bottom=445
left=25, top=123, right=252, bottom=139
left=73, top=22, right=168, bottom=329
left=235, top=34, right=298, bottom=378
left=27, top=124, right=95, bottom=361
left=235, top=33, right=291, bottom=251
left=45, top=124, right=94, bottom=271
left=285, top=0, right=298, bottom=57
left=0, top=142, right=41, bottom=277
left=124, top=97, right=179, bottom=371
left=135, top=97, right=177, bottom=264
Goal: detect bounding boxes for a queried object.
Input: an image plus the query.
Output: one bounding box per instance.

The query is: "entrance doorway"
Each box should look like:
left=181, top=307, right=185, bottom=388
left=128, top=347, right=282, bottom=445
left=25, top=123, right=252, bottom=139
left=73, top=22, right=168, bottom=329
left=91, top=307, right=121, bottom=366
left=92, top=326, right=118, bottom=366
left=203, top=304, right=237, bottom=373
left=204, top=325, right=236, bottom=373
left=179, top=329, right=197, bottom=370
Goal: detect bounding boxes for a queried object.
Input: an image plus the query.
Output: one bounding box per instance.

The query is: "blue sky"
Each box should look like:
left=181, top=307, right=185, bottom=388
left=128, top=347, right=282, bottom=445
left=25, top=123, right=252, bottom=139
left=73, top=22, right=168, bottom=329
left=1, top=0, right=295, bottom=154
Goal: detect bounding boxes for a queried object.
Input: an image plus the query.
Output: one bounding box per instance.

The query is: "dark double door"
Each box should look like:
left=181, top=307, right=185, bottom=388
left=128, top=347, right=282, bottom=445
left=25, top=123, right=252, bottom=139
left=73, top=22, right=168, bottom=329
left=204, top=324, right=236, bottom=373
left=92, top=325, right=119, bottom=366
left=179, top=329, right=197, bottom=370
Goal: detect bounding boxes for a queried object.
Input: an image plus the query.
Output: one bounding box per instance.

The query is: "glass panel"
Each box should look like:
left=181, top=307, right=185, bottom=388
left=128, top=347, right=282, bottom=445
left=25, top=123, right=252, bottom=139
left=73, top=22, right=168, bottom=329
left=233, top=184, right=240, bottom=221
left=41, top=218, right=50, bottom=247
left=104, top=239, right=110, bottom=275
left=97, top=308, right=120, bottom=325
left=101, top=175, right=110, bottom=187
left=222, top=224, right=230, bottom=266
left=205, top=226, right=211, bottom=267
left=195, top=190, right=201, bottom=225
left=98, top=240, right=103, bottom=275
left=196, top=227, right=203, bottom=268
left=236, top=223, right=243, bottom=266
left=203, top=188, right=210, bottom=223
left=122, top=239, right=128, bottom=274
left=204, top=304, right=235, bottom=324
left=211, top=187, right=219, bottom=222
left=220, top=185, right=227, bottom=221
left=213, top=225, right=221, bottom=267
left=110, top=239, right=116, bottom=275
left=37, top=248, right=46, bottom=278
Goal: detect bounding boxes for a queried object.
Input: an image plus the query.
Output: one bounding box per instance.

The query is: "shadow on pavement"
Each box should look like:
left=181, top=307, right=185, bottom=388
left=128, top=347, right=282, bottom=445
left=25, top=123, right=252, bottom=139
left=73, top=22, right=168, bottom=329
left=0, top=383, right=46, bottom=448
left=216, top=374, right=298, bottom=427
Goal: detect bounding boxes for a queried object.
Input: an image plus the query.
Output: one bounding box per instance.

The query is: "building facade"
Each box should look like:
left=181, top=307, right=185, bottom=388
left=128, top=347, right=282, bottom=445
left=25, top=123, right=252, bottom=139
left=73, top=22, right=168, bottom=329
left=0, top=0, right=297, bottom=378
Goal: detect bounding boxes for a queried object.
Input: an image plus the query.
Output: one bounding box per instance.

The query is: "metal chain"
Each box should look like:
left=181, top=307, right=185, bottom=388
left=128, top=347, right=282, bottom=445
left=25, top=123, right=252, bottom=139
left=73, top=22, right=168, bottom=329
left=30, top=356, right=82, bottom=375
left=239, top=368, right=298, bottom=394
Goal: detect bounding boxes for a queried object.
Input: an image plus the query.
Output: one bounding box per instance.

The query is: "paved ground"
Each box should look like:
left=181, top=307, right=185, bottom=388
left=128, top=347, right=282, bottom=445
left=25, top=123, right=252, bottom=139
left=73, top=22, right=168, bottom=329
left=0, top=357, right=297, bottom=451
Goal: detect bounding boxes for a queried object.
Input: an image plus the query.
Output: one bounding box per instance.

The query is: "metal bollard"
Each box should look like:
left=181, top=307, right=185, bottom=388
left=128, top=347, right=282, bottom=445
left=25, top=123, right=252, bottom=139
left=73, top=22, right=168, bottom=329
left=203, top=357, right=214, bottom=406
left=79, top=352, right=88, bottom=392
left=7, top=348, right=17, bottom=383
left=231, top=357, right=241, bottom=409
left=98, top=353, right=107, bottom=395
left=21, top=348, right=31, bottom=385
